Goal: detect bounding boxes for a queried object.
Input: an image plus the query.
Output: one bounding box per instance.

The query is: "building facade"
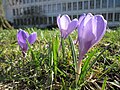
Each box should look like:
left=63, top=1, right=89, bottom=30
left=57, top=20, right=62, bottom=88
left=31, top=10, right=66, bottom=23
left=2, top=0, right=120, bottom=28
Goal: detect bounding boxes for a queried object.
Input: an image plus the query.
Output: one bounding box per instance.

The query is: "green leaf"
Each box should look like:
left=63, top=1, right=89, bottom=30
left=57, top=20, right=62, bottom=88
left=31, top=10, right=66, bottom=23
left=102, top=77, right=107, bottom=90
left=52, top=35, right=59, bottom=76
left=68, top=36, right=77, bottom=72
left=61, top=38, right=65, bottom=60
left=27, top=40, right=39, bottom=68
left=79, top=49, right=97, bottom=83
left=87, top=43, right=111, bottom=72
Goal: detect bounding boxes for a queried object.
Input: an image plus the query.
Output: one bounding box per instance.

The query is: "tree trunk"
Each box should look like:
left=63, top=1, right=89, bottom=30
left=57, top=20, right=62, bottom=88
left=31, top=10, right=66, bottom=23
left=0, top=0, right=13, bottom=30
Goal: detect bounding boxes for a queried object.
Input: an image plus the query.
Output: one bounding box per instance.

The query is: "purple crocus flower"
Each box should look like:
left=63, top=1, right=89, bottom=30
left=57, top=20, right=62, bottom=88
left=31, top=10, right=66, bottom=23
left=57, top=14, right=78, bottom=39
left=17, top=29, right=37, bottom=55
left=76, top=13, right=107, bottom=78
left=78, top=13, right=107, bottom=61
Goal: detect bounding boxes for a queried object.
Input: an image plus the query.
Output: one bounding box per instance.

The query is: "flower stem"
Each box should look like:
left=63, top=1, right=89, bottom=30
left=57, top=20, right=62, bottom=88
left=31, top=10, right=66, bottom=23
left=76, top=59, right=82, bottom=83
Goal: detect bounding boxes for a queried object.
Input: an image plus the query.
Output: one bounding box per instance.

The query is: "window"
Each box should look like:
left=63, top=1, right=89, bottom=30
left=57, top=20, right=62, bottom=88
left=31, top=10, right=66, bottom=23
left=32, top=17, right=34, bottom=25
left=90, top=0, right=94, bottom=9
left=20, top=8, right=22, bottom=15
left=31, top=6, right=34, bottom=14
left=73, top=15, right=77, bottom=19
left=73, top=2, right=77, bottom=10
left=102, top=0, right=107, bottom=8
left=44, top=17, right=47, bottom=24
left=21, top=19, right=23, bottom=25
left=39, top=5, right=42, bottom=13
left=23, top=0, right=25, bottom=4
left=19, top=0, right=22, bottom=4
left=62, top=3, right=66, bottom=11
left=69, top=15, right=72, bottom=19
left=78, top=14, right=82, bottom=19
left=115, top=0, right=120, bottom=7
left=27, top=18, right=29, bottom=25
left=49, top=17, right=52, bottom=24
left=24, top=18, right=27, bottom=25
left=68, top=2, right=71, bottom=11
left=115, top=13, right=120, bottom=21
left=27, top=0, right=29, bottom=3
left=35, top=0, right=38, bottom=2
left=39, top=17, right=43, bottom=24
left=34, top=17, right=37, bottom=25
left=16, top=8, right=19, bottom=15
left=102, top=13, right=107, bottom=20
left=52, top=4, right=56, bottom=12
left=96, top=0, right=100, bottom=8
left=27, top=7, right=30, bottom=14
left=13, top=9, right=15, bottom=16
left=84, top=1, right=88, bottom=9
left=108, top=13, right=113, bottom=21
left=43, top=5, right=47, bottom=13
left=16, top=0, right=19, bottom=4
left=35, top=6, right=39, bottom=14
left=28, top=18, right=31, bottom=25
left=53, top=16, right=57, bottom=25
left=48, top=4, right=51, bottom=12
left=31, top=0, right=34, bottom=3
left=17, top=19, right=20, bottom=25
left=36, top=17, right=39, bottom=25
left=24, top=8, right=27, bottom=15
left=108, top=0, right=114, bottom=8
left=23, top=7, right=26, bottom=15
left=12, top=0, right=14, bottom=5
left=14, top=19, right=16, bottom=25
left=78, top=1, right=82, bottom=10
left=57, top=3, right=61, bottom=12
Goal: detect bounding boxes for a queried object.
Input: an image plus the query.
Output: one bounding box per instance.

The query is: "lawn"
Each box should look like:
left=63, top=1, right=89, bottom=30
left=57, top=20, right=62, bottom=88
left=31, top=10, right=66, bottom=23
left=0, top=28, right=120, bottom=90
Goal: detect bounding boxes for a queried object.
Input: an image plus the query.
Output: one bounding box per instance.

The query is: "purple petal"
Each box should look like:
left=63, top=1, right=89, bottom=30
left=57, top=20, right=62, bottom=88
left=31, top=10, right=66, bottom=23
left=19, top=41, right=28, bottom=52
left=57, top=15, right=67, bottom=38
left=58, top=15, right=71, bottom=30
left=79, top=41, right=92, bottom=61
left=61, top=30, right=67, bottom=38
left=65, top=19, right=78, bottom=38
left=78, top=13, right=86, bottom=26
left=57, top=15, right=61, bottom=30
left=78, top=13, right=95, bottom=60
left=82, top=18, right=95, bottom=41
left=83, top=13, right=93, bottom=26
left=91, top=15, right=107, bottom=44
left=78, top=13, right=94, bottom=42
left=28, top=32, right=37, bottom=45
left=78, top=18, right=95, bottom=53
left=17, top=29, right=29, bottom=43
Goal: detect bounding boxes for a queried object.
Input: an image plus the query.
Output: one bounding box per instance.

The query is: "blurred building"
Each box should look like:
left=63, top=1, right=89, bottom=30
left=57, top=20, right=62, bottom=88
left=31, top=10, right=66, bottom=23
left=2, top=0, right=120, bottom=28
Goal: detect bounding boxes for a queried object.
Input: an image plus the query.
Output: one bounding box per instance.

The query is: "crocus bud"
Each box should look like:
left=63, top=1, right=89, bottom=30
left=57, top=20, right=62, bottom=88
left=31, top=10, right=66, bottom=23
left=57, top=14, right=78, bottom=39
left=17, top=29, right=37, bottom=55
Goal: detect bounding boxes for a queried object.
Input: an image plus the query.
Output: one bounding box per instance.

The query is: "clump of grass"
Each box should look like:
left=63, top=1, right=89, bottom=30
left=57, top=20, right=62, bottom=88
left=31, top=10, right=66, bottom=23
left=0, top=28, right=120, bottom=89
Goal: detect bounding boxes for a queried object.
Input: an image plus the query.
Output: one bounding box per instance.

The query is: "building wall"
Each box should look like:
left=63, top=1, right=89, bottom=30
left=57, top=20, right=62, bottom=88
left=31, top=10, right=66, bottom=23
left=2, top=0, right=13, bottom=22
left=2, top=0, right=120, bottom=28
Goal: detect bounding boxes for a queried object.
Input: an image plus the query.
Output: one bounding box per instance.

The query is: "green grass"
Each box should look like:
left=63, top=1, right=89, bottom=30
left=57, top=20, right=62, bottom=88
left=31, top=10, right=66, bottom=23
left=0, top=28, right=120, bottom=90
